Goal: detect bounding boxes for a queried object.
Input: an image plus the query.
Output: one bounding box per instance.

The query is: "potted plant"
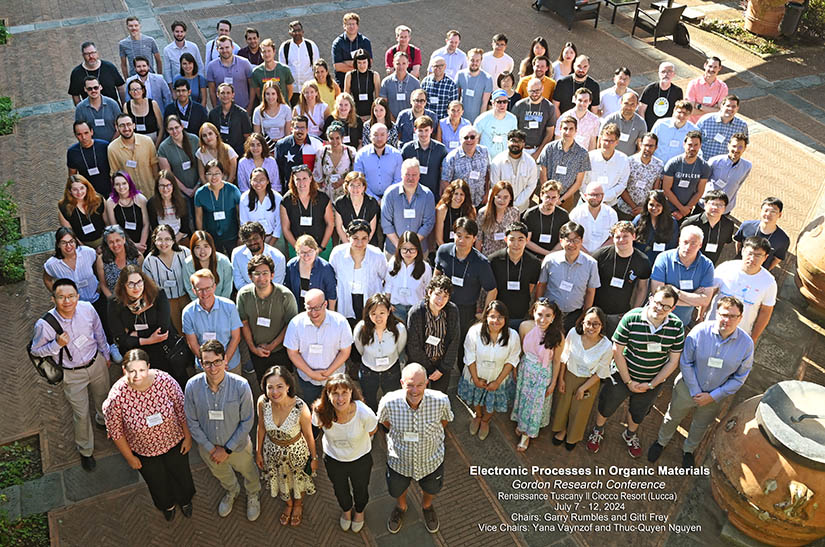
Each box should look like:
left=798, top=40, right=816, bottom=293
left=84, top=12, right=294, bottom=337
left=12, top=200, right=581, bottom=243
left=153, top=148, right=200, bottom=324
left=745, top=0, right=788, bottom=37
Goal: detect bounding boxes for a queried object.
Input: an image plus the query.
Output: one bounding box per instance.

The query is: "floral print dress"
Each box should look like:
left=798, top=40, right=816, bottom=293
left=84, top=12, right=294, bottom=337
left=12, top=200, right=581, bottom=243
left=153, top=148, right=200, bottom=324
left=262, top=397, right=316, bottom=500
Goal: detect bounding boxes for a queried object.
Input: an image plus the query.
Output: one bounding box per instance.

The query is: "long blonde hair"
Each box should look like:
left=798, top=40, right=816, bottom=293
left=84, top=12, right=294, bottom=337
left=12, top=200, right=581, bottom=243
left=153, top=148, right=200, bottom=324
left=198, top=122, right=231, bottom=174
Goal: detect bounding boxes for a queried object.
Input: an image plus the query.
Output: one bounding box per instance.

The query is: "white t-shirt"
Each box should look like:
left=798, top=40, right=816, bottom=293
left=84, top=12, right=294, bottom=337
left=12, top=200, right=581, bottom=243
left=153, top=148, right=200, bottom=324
left=481, top=52, right=514, bottom=87
left=708, top=260, right=777, bottom=334
left=253, top=104, right=292, bottom=142
left=312, top=400, right=377, bottom=462
left=384, top=258, right=432, bottom=307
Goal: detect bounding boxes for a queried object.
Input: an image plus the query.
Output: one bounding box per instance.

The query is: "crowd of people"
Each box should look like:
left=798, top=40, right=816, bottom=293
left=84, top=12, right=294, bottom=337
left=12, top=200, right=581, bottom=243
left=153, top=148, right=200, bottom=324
left=32, top=12, right=784, bottom=535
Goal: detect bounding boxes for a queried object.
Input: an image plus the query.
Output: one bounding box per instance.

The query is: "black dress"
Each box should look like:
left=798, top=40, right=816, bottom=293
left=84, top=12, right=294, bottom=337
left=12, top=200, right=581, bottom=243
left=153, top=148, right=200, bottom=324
left=333, top=193, right=381, bottom=246
left=322, top=115, right=364, bottom=148
left=125, top=99, right=160, bottom=136
left=348, top=69, right=377, bottom=117
left=441, top=206, right=465, bottom=244
left=281, top=191, right=332, bottom=247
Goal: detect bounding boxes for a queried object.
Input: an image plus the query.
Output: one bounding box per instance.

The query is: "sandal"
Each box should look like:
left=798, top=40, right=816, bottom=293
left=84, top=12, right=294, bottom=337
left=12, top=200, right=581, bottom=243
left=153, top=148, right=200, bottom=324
left=280, top=505, right=292, bottom=526
left=291, top=504, right=303, bottom=526
left=517, top=434, right=530, bottom=452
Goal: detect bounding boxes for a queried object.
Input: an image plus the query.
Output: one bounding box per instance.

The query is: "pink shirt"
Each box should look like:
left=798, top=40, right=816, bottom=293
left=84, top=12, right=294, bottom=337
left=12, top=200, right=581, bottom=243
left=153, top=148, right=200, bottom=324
left=685, top=77, right=728, bottom=123
left=523, top=326, right=555, bottom=369
left=556, top=109, right=600, bottom=150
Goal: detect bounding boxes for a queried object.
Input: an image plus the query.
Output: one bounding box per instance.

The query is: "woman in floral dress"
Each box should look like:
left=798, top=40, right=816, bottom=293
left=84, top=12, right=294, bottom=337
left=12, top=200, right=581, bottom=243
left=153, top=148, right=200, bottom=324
left=255, top=366, right=317, bottom=526
left=510, top=298, right=564, bottom=452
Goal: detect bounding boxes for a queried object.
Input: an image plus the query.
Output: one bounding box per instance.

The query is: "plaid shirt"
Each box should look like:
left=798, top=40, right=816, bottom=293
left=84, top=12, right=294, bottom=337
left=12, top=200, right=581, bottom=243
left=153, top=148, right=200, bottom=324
left=378, top=389, right=454, bottom=480
left=420, top=74, right=459, bottom=120
left=697, top=114, right=748, bottom=159
left=441, top=145, right=491, bottom=206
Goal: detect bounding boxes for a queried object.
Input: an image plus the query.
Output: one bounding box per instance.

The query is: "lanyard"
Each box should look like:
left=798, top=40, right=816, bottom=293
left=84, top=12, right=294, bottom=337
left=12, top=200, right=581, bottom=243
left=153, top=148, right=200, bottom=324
left=123, top=203, right=138, bottom=226
left=612, top=252, right=632, bottom=283
left=506, top=254, right=524, bottom=284
left=539, top=208, right=555, bottom=241
left=417, top=145, right=432, bottom=170
left=80, top=145, right=98, bottom=172
left=451, top=247, right=471, bottom=279
left=254, top=289, right=274, bottom=322
left=210, top=186, right=226, bottom=214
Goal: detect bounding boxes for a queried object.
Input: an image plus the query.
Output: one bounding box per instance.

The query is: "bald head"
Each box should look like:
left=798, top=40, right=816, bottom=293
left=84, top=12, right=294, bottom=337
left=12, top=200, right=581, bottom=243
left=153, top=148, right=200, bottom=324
left=305, top=288, right=325, bottom=307
left=402, top=362, right=427, bottom=381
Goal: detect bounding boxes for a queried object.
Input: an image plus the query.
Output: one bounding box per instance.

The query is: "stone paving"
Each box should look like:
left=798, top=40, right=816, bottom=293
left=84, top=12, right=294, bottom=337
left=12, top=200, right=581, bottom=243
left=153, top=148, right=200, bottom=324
left=1, top=0, right=825, bottom=545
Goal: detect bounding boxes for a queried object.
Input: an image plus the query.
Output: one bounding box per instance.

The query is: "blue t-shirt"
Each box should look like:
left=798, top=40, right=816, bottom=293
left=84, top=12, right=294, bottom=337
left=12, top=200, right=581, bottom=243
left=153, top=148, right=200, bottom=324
left=456, top=70, right=493, bottom=122
left=651, top=248, right=715, bottom=325
left=733, top=220, right=789, bottom=264
left=434, top=243, right=496, bottom=307
left=194, top=183, right=242, bottom=242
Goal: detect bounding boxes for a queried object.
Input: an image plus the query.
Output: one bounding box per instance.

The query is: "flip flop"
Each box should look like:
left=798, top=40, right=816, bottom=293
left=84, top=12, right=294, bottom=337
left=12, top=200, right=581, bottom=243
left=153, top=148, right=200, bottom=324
left=280, top=505, right=292, bottom=526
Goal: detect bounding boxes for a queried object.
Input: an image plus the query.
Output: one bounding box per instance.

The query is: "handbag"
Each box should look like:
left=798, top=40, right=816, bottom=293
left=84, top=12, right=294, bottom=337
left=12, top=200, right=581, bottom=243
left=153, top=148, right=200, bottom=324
left=162, top=333, right=194, bottom=372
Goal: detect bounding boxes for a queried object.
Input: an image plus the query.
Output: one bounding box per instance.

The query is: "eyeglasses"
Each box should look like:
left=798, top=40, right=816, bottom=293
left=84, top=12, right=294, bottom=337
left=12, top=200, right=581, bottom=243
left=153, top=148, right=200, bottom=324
left=306, top=304, right=325, bottom=312
left=400, top=247, right=417, bottom=254
left=58, top=240, right=76, bottom=247
left=291, top=165, right=310, bottom=173
left=463, top=135, right=477, bottom=141
left=126, top=279, right=144, bottom=289
left=651, top=301, right=674, bottom=312
left=298, top=249, right=316, bottom=257
left=250, top=271, right=271, bottom=278
left=202, top=359, right=224, bottom=369
left=412, top=98, right=427, bottom=103
left=206, top=171, right=223, bottom=178
left=195, top=285, right=215, bottom=293
left=82, top=51, right=98, bottom=56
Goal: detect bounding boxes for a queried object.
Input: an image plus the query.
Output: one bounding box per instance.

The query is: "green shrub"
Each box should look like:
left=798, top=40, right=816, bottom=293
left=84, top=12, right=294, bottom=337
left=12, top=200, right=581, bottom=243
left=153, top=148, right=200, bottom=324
left=0, top=97, right=18, bottom=136
left=0, top=20, right=9, bottom=45
left=0, top=182, right=24, bottom=285
left=799, top=0, right=825, bottom=40
left=0, top=514, right=49, bottom=547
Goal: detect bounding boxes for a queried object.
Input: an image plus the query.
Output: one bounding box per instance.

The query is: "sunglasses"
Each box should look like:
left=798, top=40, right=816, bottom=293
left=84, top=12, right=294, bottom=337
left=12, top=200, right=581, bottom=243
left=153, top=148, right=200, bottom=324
left=291, top=165, right=311, bottom=173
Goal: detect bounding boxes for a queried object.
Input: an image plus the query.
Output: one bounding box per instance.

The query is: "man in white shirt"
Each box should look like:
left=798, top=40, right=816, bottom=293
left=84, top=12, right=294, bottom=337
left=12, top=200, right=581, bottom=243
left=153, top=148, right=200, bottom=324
left=278, top=20, right=320, bottom=103
left=284, top=289, right=353, bottom=403
left=583, top=123, right=629, bottom=211
left=480, top=33, right=514, bottom=86
left=706, top=236, right=776, bottom=343
left=569, top=182, right=618, bottom=254
left=205, top=19, right=240, bottom=68
left=163, top=21, right=203, bottom=89
left=490, top=130, right=538, bottom=213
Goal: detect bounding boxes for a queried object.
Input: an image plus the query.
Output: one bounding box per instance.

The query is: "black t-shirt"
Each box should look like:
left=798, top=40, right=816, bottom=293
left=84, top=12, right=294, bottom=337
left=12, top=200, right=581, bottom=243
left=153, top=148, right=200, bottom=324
left=58, top=198, right=106, bottom=243
left=521, top=205, right=569, bottom=255
left=681, top=212, right=735, bottom=265
left=66, top=140, right=112, bottom=197
left=640, top=83, right=684, bottom=129
left=733, top=220, right=790, bottom=265
left=68, top=61, right=125, bottom=104
left=552, top=75, right=601, bottom=115
left=164, top=101, right=209, bottom=137
left=282, top=191, right=332, bottom=247
left=322, top=115, right=363, bottom=147
left=333, top=194, right=381, bottom=247
left=488, top=249, right=541, bottom=319
left=591, top=246, right=652, bottom=315
left=207, top=103, right=253, bottom=157
left=434, top=243, right=496, bottom=307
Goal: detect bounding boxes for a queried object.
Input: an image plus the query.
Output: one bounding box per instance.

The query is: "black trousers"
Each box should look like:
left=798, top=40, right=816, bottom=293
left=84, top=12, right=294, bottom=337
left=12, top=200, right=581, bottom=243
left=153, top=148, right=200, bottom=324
left=358, top=362, right=401, bottom=412
left=456, top=303, right=477, bottom=372
left=136, top=440, right=196, bottom=511
left=324, top=451, right=373, bottom=513
left=250, top=347, right=290, bottom=384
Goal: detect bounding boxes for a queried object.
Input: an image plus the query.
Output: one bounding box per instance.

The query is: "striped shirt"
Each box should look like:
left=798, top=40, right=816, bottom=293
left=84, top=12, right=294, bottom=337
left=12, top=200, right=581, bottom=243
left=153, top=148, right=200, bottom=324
left=44, top=246, right=99, bottom=303
left=142, top=249, right=191, bottom=300
left=378, top=389, right=454, bottom=480
left=612, top=307, right=685, bottom=382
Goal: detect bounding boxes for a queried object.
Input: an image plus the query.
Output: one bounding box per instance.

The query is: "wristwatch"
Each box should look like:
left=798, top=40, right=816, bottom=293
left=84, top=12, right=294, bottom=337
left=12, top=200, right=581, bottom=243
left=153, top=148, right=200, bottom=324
left=696, top=103, right=703, bottom=111
left=224, top=447, right=233, bottom=455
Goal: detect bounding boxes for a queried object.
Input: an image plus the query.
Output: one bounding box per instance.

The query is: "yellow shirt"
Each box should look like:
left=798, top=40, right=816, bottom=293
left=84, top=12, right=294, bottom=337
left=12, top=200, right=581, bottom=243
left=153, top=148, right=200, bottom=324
left=107, top=134, right=159, bottom=196
left=306, top=79, right=340, bottom=108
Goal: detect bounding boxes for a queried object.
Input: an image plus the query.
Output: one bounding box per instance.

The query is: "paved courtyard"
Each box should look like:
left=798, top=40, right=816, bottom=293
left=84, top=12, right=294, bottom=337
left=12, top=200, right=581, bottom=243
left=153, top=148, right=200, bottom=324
left=1, top=0, right=824, bottom=545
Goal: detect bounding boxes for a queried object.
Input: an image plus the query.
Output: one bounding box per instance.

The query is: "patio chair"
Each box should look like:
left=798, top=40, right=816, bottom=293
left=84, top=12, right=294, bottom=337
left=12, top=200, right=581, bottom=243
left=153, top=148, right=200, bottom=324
left=534, top=0, right=602, bottom=30
left=631, top=3, right=686, bottom=44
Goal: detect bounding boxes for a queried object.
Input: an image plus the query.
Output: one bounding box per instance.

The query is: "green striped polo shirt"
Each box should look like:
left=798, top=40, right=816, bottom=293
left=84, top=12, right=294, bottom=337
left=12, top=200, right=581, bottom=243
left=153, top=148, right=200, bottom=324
left=612, top=307, right=685, bottom=382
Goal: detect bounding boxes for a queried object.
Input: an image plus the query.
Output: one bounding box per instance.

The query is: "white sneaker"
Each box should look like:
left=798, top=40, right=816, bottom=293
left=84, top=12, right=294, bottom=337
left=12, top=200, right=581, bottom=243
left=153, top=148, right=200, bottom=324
left=218, top=492, right=236, bottom=517
left=247, top=494, right=261, bottom=521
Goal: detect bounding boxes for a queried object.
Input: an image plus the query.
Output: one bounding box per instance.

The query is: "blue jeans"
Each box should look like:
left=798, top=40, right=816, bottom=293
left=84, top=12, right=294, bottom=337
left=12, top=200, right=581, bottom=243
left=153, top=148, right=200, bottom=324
left=298, top=376, right=324, bottom=406
left=358, top=362, right=401, bottom=412
left=392, top=303, right=412, bottom=324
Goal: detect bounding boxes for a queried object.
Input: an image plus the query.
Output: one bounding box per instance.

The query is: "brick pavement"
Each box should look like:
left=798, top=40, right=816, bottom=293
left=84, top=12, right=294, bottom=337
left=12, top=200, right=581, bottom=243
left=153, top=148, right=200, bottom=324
left=2, top=0, right=825, bottom=545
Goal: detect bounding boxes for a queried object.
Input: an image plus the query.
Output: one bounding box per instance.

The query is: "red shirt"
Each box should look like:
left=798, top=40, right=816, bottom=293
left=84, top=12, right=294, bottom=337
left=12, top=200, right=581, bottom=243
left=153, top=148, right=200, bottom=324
left=384, top=44, right=423, bottom=72
left=103, top=371, right=186, bottom=457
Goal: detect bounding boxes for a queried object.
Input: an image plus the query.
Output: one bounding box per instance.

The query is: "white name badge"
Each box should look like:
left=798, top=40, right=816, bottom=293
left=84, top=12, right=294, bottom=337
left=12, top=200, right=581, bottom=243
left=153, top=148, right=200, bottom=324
left=648, top=342, right=662, bottom=353
left=126, top=160, right=138, bottom=168
left=419, top=166, right=429, bottom=175
left=703, top=96, right=713, bottom=104
left=209, top=410, right=225, bottom=420
left=77, top=279, right=89, bottom=288
left=134, top=323, right=149, bottom=331
left=224, top=77, right=233, bottom=85
left=705, top=243, right=718, bottom=253
left=164, top=279, right=176, bottom=287
left=679, top=279, right=693, bottom=290
left=136, top=123, right=146, bottom=132
left=610, top=277, right=624, bottom=289
left=256, top=317, right=271, bottom=327
left=358, top=93, right=368, bottom=101
left=94, top=118, right=105, bottom=126
left=220, top=125, right=230, bottom=134
left=213, top=211, right=226, bottom=220
left=309, top=344, right=323, bottom=354
left=425, top=335, right=441, bottom=345
left=88, top=167, right=100, bottom=176
left=398, top=287, right=411, bottom=297
left=300, top=289, right=307, bottom=297
left=82, top=223, right=96, bottom=234
left=555, top=165, right=567, bottom=175
left=653, top=242, right=666, bottom=252
left=342, top=136, right=350, bottom=143
left=430, top=97, right=439, bottom=104
left=124, top=221, right=137, bottom=231
left=469, top=170, right=480, bottom=179
left=678, top=179, right=690, bottom=188
left=375, top=357, right=390, bottom=367
left=449, top=141, right=459, bottom=148
left=146, top=413, right=164, bottom=427
left=507, top=281, right=520, bottom=291
left=333, top=439, right=352, bottom=449
left=396, top=93, right=406, bottom=101
left=714, top=133, right=725, bottom=144
left=451, top=275, right=464, bottom=287
left=528, top=121, right=539, bottom=129
left=203, top=332, right=217, bottom=340
left=707, top=356, right=724, bottom=369
left=182, top=120, right=189, bottom=128
left=493, top=232, right=505, bottom=241
left=559, top=280, right=573, bottom=292
left=619, top=133, right=630, bottom=142
left=403, top=431, right=420, bottom=442
left=403, top=208, right=416, bottom=219
left=539, top=234, right=552, bottom=243
left=465, top=89, right=475, bottom=97
left=669, top=140, right=679, bottom=148
left=182, top=161, right=191, bottom=170
left=493, top=135, right=504, bottom=143
left=300, top=216, right=312, bottom=226
left=73, top=334, right=89, bottom=347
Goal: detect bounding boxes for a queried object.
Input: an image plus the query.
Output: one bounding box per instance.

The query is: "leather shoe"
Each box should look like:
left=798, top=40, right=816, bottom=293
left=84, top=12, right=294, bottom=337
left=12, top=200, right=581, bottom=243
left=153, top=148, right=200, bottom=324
left=181, top=503, right=193, bottom=518
left=163, top=507, right=176, bottom=521
left=80, top=455, right=96, bottom=472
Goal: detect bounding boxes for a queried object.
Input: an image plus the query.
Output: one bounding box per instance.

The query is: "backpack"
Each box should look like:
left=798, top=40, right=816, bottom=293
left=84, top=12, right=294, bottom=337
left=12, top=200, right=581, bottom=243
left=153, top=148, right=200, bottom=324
left=283, top=40, right=315, bottom=66
left=26, top=312, right=67, bottom=385
left=674, top=23, right=691, bottom=47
